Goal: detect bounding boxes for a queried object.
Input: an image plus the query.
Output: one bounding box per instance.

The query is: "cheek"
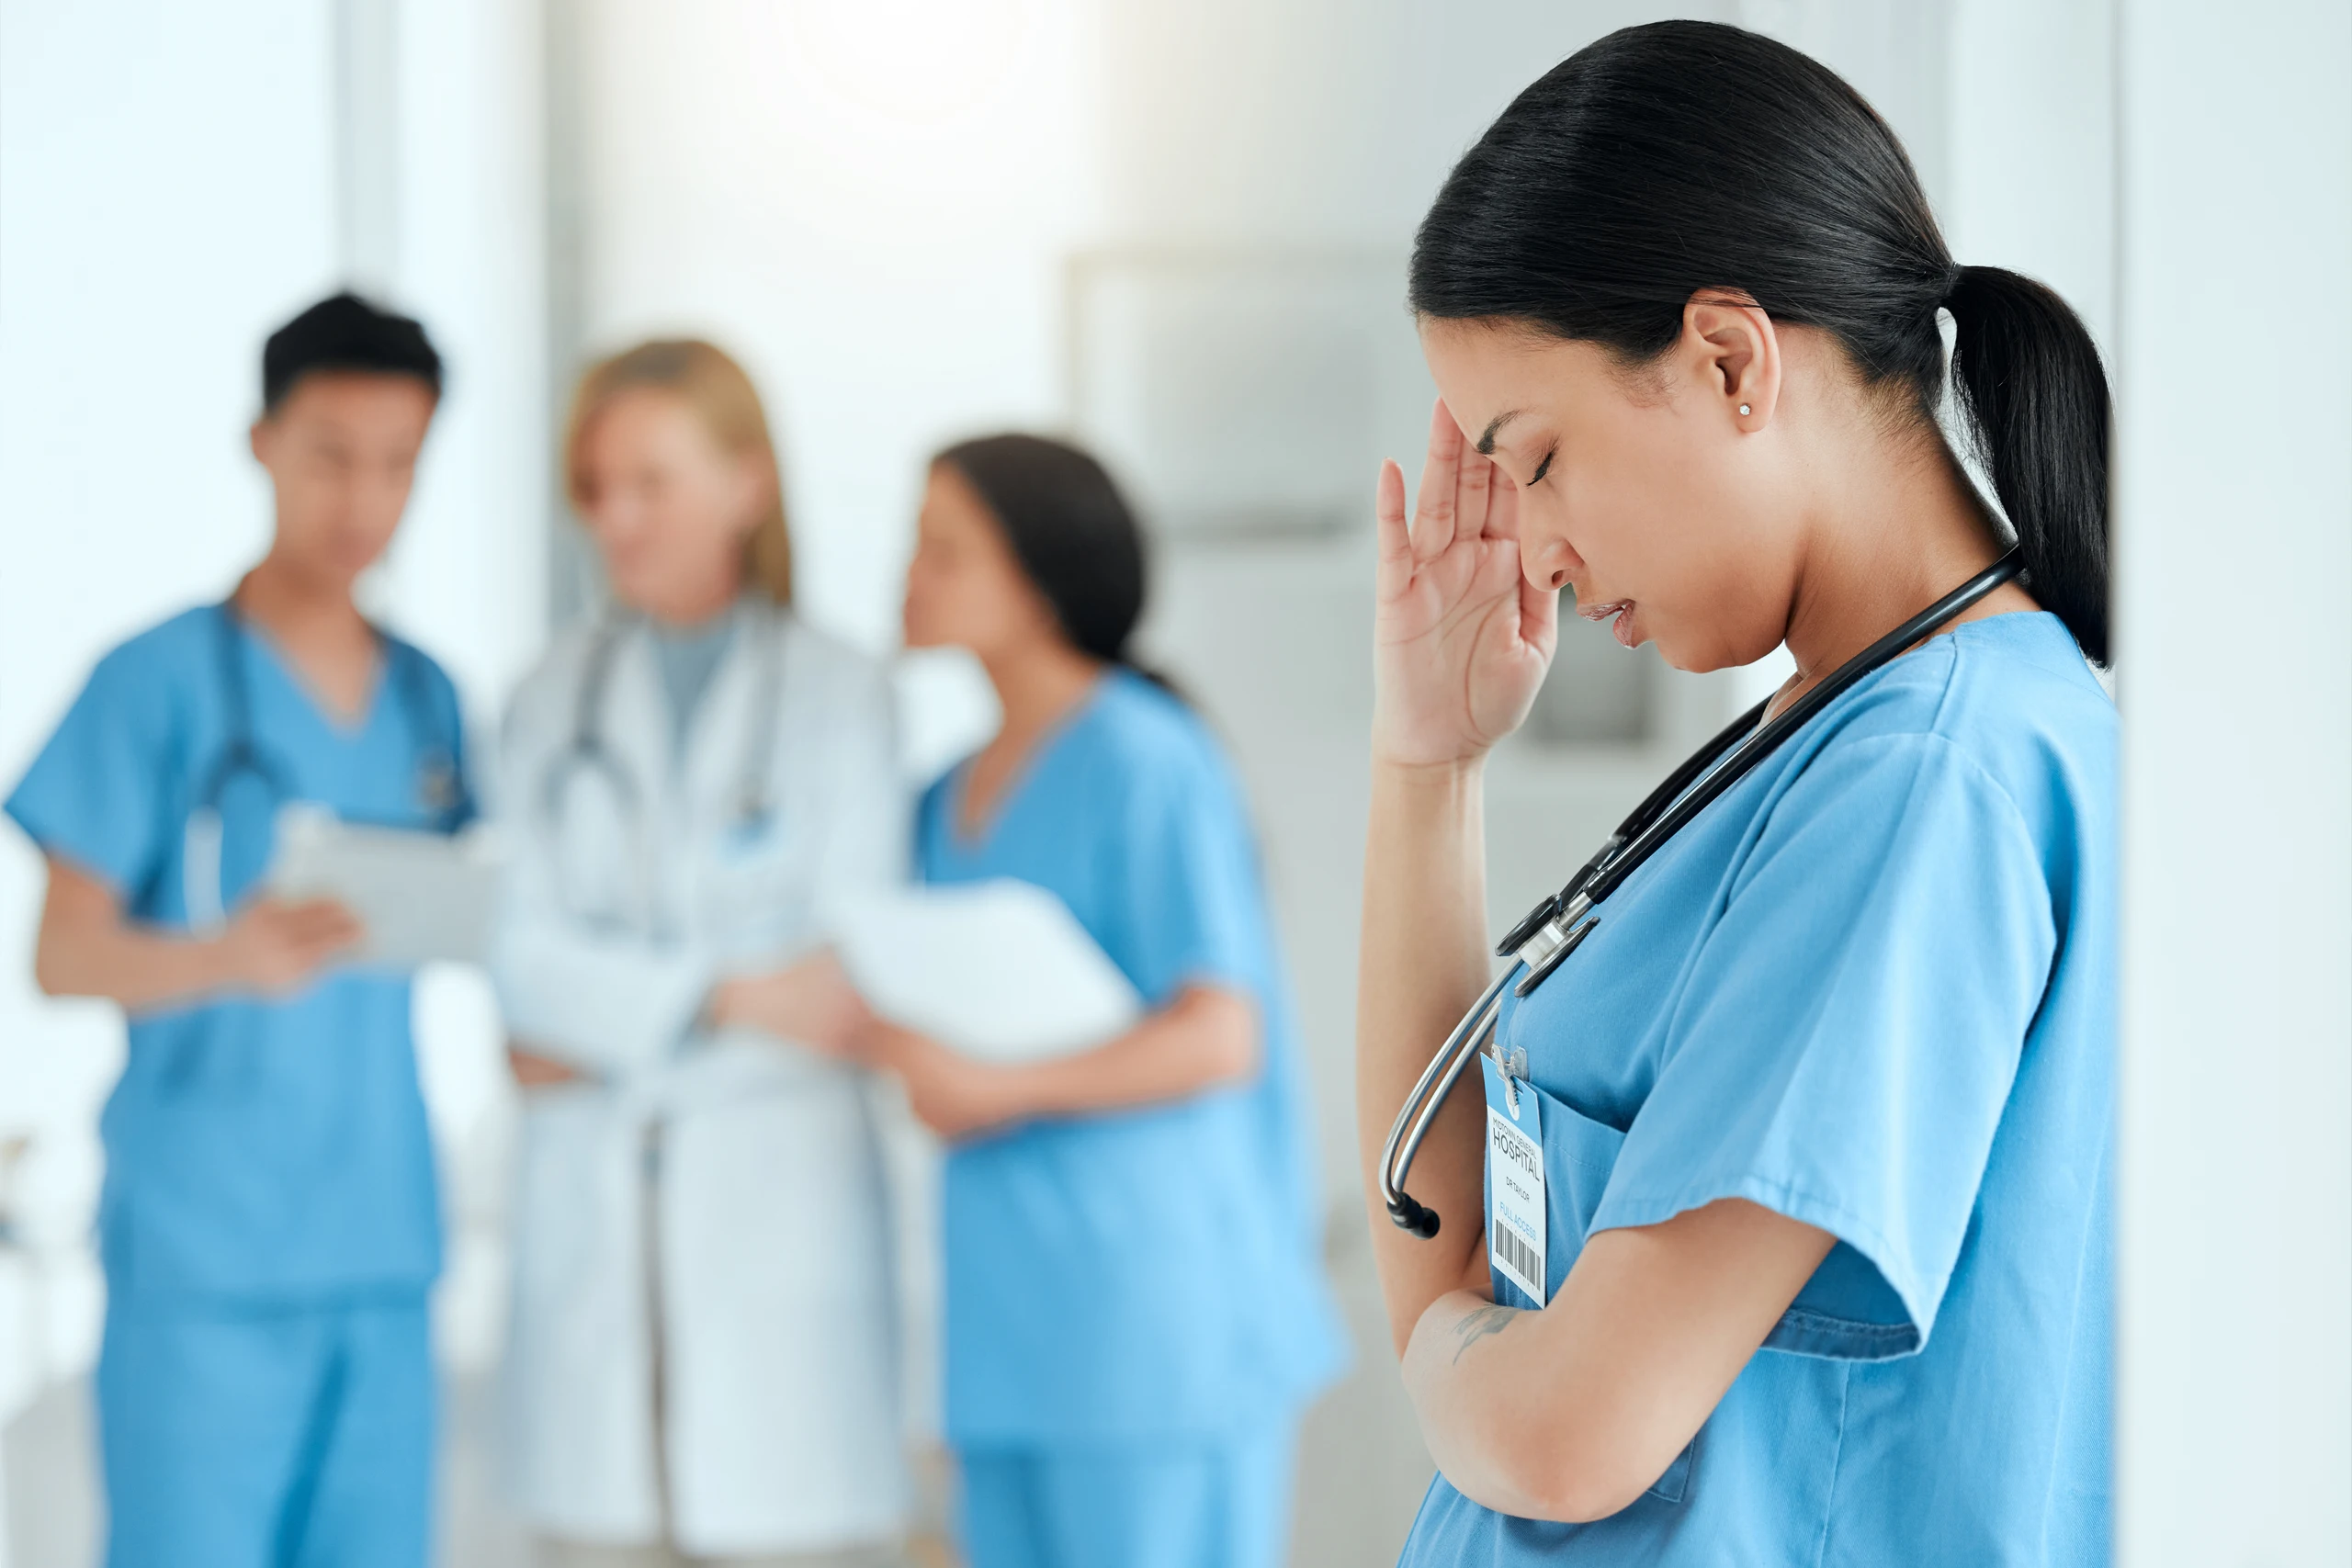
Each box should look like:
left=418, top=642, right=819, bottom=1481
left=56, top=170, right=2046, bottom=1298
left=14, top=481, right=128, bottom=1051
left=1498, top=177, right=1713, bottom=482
left=1565, top=429, right=1735, bottom=583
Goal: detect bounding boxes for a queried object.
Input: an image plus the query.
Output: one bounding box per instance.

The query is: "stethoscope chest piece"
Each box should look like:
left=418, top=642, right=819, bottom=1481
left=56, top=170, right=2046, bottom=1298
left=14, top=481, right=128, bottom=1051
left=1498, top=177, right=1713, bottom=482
left=1515, top=915, right=1599, bottom=998
left=417, top=752, right=463, bottom=818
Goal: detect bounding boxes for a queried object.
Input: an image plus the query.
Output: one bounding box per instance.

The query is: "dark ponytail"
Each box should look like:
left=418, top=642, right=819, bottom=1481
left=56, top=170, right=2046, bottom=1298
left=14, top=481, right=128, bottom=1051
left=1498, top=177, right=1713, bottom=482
left=1409, top=20, right=2111, bottom=664
left=936, top=433, right=1172, bottom=685
left=1943, top=266, right=2110, bottom=663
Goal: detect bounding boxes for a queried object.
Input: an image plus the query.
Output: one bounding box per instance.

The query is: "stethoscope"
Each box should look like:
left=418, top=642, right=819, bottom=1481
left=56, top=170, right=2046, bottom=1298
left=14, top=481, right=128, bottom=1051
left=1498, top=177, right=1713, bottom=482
left=537, top=604, right=785, bottom=919
left=182, top=600, right=471, bottom=931
left=1377, top=548, right=2024, bottom=1240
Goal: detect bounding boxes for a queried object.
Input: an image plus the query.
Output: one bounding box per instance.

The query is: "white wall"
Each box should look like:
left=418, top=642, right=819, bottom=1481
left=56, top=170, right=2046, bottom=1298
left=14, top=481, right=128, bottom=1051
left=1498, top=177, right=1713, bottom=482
left=568, top=0, right=1092, bottom=659
left=0, top=0, right=343, bottom=1392
left=2112, top=1, right=2352, bottom=1562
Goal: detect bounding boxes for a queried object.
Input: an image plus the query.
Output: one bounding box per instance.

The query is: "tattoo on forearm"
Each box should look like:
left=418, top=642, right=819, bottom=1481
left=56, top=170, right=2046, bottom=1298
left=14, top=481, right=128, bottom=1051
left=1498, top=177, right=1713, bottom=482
left=1451, top=1303, right=1521, bottom=1364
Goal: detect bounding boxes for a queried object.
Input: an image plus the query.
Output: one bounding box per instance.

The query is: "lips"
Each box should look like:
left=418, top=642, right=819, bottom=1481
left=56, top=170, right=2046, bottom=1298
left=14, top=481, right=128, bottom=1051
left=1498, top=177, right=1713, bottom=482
left=1578, top=598, right=1638, bottom=649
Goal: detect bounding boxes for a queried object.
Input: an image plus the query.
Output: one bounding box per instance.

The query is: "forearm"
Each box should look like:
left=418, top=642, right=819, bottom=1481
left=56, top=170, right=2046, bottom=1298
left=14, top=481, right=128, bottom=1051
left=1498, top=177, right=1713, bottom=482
left=1356, top=757, right=1498, bottom=1351
left=1402, top=1290, right=1568, bottom=1518
left=1401, top=1201, right=1842, bottom=1524
left=36, top=911, right=234, bottom=1013
left=492, top=920, right=716, bottom=1076
left=1008, top=987, right=1258, bottom=1118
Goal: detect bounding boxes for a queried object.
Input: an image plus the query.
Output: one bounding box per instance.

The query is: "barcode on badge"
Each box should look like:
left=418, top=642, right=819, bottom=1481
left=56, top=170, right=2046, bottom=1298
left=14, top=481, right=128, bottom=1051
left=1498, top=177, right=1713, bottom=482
left=1491, top=1219, right=1542, bottom=1298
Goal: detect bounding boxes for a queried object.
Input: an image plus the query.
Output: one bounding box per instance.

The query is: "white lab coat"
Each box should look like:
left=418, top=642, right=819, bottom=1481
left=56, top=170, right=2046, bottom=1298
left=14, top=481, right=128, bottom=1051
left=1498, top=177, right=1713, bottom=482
left=491, top=604, right=910, bottom=1557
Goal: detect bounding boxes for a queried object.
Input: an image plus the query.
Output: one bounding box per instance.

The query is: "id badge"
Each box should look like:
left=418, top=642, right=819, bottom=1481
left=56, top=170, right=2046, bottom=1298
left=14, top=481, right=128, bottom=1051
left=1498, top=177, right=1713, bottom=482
left=1481, top=1051, right=1547, bottom=1305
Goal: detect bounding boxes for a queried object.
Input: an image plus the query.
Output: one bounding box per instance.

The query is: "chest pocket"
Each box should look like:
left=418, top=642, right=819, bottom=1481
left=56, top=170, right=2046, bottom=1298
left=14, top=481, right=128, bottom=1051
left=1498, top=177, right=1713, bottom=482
left=701, top=806, right=810, bottom=948
left=1482, top=1063, right=1696, bottom=1506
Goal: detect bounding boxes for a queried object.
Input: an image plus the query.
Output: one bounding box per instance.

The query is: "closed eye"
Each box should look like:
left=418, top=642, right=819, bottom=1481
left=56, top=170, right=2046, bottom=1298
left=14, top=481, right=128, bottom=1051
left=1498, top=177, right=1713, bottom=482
left=1528, top=446, right=1555, bottom=486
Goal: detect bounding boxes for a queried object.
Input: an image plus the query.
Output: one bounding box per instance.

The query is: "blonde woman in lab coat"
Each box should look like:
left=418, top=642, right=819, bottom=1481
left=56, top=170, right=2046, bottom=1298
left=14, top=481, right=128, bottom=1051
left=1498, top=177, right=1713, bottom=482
left=494, top=340, right=909, bottom=1567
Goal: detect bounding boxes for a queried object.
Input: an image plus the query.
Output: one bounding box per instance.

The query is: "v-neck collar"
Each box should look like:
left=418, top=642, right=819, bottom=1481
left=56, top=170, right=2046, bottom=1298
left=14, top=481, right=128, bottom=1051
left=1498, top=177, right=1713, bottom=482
left=223, top=604, right=389, bottom=740
left=948, top=671, right=1114, bottom=853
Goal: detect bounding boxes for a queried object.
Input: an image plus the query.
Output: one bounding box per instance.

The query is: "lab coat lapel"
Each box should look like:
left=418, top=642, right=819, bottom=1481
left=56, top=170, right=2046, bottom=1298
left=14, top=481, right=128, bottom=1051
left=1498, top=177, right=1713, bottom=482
left=674, top=602, right=768, bottom=843
left=599, top=628, right=688, bottom=939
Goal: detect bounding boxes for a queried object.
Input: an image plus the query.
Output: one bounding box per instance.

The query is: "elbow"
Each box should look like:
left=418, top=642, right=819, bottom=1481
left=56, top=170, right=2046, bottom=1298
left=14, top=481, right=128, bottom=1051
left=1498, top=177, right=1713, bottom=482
left=1504, top=1433, right=1668, bottom=1525
left=1521, top=1469, right=1651, bottom=1527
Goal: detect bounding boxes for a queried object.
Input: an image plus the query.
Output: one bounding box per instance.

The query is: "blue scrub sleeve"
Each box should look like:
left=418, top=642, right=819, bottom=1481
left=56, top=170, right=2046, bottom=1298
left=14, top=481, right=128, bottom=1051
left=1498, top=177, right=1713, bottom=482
left=1589, top=732, right=2057, bottom=1356
left=1114, top=739, right=1263, bottom=1007
left=6, top=644, right=177, bottom=897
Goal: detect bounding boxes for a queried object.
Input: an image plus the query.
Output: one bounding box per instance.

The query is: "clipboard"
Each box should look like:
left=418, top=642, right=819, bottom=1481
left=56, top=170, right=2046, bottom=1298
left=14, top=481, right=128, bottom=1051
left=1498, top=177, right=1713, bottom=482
left=265, top=804, right=505, bottom=969
left=833, top=879, right=1143, bottom=1064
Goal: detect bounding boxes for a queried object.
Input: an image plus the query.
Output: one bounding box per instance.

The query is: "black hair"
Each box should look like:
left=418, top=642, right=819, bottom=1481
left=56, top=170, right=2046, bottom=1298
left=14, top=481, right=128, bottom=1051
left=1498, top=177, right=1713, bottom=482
left=1409, top=20, right=2110, bottom=664
left=262, top=291, right=444, bottom=414
left=936, top=433, right=1154, bottom=671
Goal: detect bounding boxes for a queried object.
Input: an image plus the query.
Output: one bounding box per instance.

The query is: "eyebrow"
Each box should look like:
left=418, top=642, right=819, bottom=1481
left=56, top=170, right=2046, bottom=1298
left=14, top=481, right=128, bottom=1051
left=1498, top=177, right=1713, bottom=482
left=1475, top=411, right=1521, bottom=456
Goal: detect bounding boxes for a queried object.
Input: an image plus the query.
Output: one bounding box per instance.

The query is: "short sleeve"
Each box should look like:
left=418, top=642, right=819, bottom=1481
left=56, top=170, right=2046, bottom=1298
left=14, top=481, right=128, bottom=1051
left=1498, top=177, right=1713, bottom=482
left=6, top=642, right=181, bottom=898
left=1110, top=732, right=1265, bottom=1008
left=1588, top=732, right=2056, bottom=1358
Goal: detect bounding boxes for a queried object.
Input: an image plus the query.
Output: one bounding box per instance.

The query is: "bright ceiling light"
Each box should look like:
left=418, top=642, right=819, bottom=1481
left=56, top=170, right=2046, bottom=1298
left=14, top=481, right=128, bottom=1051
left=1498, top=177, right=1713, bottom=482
left=784, top=0, right=1033, bottom=128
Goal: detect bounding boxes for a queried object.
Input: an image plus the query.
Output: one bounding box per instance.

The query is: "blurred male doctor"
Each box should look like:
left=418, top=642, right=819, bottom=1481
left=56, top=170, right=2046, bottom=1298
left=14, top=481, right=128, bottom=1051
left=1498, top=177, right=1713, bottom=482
left=8, top=294, right=473, bottom=1568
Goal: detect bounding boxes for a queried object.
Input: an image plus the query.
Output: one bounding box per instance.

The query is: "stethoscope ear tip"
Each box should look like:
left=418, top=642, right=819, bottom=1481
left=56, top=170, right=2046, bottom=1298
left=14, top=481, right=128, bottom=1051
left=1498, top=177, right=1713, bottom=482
left=1387, top=1200, right=1442, bottom=1239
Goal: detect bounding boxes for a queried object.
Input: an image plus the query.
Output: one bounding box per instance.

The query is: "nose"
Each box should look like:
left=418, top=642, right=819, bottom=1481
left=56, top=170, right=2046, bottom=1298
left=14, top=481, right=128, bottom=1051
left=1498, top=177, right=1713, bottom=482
left=1521, top=530, right=1582, bottom=593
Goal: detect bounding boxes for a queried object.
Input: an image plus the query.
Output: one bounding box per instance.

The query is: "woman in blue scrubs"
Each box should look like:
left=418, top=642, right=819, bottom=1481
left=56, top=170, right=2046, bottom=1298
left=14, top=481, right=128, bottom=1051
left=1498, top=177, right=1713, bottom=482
left=1356, top=23, right=2114, bottom=1567
left=855, top=434, right=1345, bottom=1568
left=7, top=295, right=468, bottom=1568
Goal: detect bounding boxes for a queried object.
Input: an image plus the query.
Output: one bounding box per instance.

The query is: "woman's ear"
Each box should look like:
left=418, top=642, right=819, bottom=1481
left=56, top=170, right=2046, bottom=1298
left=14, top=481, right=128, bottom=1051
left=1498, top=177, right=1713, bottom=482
left=1682, top=289, right=1781, bottom=431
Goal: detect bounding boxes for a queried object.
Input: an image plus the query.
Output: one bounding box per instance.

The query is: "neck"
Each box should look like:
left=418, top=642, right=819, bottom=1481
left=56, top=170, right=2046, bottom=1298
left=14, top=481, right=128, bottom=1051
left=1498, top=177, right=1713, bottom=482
left=982, top=637, right=1104, bottom=744
left=234, top=549, right=367, bottom=643
left=647, top=574, right=744, bottom=629
left=1778, top=433, right=2023, bottom=694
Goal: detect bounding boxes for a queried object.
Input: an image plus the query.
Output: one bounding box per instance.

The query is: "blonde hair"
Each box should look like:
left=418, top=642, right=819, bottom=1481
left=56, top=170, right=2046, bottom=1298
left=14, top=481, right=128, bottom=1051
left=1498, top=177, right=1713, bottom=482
left=564, top=338, right=794, bottom=604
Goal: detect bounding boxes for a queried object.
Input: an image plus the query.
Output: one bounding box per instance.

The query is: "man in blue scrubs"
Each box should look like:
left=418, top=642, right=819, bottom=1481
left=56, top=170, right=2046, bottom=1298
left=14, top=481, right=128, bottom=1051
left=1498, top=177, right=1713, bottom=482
left=8, top=293, right=472, bottom=1568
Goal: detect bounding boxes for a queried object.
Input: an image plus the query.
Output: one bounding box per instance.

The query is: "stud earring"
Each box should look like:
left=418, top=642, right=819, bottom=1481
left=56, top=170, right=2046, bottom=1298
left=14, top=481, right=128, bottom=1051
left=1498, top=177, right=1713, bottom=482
left=1738, top=403, right=1752, bottom=416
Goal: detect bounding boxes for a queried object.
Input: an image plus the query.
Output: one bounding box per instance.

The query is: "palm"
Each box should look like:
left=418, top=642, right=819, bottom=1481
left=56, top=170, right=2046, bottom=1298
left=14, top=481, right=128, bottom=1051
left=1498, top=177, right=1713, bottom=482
left=1373, top=401, right=1559, bottom=766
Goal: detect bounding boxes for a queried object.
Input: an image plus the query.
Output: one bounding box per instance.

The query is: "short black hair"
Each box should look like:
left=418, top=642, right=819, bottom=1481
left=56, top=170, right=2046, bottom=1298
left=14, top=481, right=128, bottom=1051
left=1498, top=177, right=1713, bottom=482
left=261, top=291, right=443, bottom=413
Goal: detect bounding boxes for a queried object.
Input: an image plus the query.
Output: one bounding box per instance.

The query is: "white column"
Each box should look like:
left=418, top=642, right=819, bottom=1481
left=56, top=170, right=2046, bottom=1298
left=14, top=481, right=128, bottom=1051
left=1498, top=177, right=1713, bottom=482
left=2113, top=3, right=2352, bottom=1563
left=335, top=0, right=402, bottom=295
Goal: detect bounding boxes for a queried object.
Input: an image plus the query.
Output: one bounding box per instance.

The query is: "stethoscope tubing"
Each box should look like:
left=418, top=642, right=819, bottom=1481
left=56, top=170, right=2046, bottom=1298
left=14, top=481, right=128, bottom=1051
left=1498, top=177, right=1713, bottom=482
left=1381, top=548, right=2026, bottom=1238
left=179, top=601, right=468, bottom=931
left=539, top=604, right=786, bottom=924
left=1379, top=964, right=1518, bottom=1237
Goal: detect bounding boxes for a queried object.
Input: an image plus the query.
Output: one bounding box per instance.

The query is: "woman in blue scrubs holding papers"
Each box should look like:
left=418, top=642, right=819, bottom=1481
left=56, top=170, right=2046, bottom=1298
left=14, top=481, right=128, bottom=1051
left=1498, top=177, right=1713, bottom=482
left=846, top=434, right=1344, bottom=1568
left=1357, top=23, right=2114, bottom=1567
left=7, top=295, right=469, bottom=1568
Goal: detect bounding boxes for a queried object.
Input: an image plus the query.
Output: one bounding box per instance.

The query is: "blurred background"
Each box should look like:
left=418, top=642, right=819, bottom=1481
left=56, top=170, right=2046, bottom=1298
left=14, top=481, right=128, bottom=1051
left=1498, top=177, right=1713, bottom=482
left=0, top=1, right=2342, bottom=1565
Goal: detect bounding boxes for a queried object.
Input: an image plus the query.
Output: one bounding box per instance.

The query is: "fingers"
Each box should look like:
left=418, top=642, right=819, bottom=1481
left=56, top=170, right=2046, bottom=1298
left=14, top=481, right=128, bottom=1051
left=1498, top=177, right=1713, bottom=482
left=1410, top=400, right=1465, bottom=560
left=272, top=897, right=363, bottom=944
left=1519, top=560, right=1562, bottom=659
left=1486, top=464, right=1521, bottom=541
left=507, top=1046, right=582, bottom=1088
left=1374, top=458, right=1412, bottom=601
left=1453, top=434, right=1495, bottom=545
left=1375, top=458, right=1409, bottom=560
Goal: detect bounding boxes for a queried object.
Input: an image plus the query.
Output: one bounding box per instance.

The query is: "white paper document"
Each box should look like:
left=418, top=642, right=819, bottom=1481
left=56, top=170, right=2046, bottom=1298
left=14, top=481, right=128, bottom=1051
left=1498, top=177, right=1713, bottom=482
left=833, top=879, right=1143, bottom=1064
left=265, top=805, right=505, bottom=969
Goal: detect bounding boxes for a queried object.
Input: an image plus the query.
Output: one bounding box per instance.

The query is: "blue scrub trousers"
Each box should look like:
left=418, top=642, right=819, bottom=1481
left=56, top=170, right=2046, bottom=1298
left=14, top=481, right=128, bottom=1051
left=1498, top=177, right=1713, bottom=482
left=956, top=1423, right=1295, bottom=1568
left=96, top=1293, right=435, bottom=1568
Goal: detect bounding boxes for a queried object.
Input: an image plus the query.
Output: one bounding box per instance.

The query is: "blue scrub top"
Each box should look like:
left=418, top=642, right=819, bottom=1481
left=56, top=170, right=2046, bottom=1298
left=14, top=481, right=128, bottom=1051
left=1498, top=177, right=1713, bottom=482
left=6, top=605, right=472, bottom=1304
left=1402, top=613, right=2114, bottom=1566
left=917, top=670, right=1348, bottom=1444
